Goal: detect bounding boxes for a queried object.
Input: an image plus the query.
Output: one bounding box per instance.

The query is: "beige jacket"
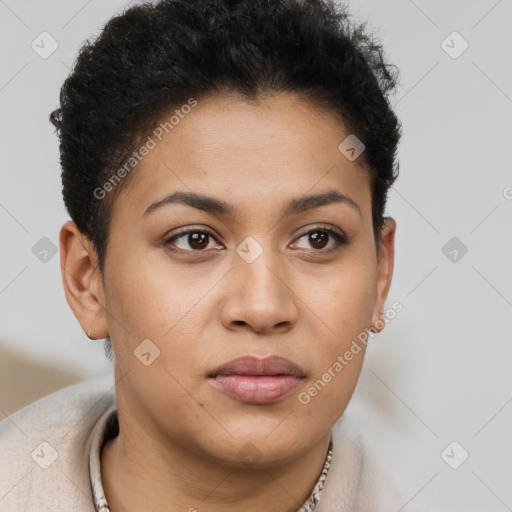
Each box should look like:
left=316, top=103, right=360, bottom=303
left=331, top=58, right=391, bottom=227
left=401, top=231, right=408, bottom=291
left=0, top=375, right=402, bottom=511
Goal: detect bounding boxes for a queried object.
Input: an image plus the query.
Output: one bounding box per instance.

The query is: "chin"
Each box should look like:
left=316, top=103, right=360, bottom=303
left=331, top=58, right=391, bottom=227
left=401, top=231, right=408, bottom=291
left=195, top=428, right=315, bottom=469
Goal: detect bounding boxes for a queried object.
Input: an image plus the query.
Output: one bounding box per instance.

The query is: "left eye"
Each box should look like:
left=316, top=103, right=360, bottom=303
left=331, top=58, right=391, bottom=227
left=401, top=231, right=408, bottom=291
left=293, top=228, right=347, bottom=251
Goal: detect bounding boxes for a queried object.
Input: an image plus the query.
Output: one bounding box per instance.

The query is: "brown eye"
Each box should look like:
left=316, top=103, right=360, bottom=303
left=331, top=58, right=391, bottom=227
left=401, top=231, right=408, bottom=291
left=293, top=227, right=347, bottom=251
left=308, top=230, right=329, bottom=250
left=187, top=232, right=210, bottom=250
left=165, top=230, right=219, bottom=251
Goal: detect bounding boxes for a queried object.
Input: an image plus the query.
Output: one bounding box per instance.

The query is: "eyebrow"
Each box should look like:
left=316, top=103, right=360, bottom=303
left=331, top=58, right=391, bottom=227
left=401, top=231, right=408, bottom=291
left=143, top=189, right=361, bottom=218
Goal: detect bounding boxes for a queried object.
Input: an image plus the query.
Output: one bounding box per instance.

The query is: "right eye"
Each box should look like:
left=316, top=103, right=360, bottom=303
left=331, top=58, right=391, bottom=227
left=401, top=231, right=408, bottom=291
left=164, top=229, right=222, bottom=252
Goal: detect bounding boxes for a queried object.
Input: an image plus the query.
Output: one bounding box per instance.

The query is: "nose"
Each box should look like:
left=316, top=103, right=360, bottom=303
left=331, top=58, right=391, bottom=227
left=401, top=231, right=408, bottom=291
left=220, top=250, right=299, bottom=335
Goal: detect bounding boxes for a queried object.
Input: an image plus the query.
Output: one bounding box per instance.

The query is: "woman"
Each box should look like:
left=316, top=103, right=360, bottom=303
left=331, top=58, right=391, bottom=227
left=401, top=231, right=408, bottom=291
left=0, top=0, right=402, bottom=510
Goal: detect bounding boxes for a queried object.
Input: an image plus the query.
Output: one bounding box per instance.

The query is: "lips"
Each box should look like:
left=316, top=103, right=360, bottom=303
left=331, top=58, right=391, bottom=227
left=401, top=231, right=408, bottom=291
left=209, top=355, right=306, bottom=378
left=208, top=355, right=306, bottom=404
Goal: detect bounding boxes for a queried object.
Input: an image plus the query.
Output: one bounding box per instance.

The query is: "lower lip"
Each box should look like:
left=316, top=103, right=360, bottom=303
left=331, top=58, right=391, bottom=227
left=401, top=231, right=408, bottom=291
left=209, top=375, right=302, bottom=404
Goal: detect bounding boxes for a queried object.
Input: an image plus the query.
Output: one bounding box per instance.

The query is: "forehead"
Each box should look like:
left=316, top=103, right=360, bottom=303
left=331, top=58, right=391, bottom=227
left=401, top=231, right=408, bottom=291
left=111, top=91, right=372, bottom=222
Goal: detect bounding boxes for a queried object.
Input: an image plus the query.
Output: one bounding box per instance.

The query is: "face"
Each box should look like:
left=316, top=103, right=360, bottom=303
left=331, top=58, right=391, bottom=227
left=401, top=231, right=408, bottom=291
left=73, top=91, right=395, bottom=467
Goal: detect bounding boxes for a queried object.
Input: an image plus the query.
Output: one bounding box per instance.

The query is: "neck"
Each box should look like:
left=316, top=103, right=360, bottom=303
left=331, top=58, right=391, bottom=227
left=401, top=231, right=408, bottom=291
left=101, top=409, right=331, bottom=512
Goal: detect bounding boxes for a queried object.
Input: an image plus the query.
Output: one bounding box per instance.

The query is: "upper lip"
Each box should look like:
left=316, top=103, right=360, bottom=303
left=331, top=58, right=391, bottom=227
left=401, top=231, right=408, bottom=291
left=209, top=355, right=306, bottom=378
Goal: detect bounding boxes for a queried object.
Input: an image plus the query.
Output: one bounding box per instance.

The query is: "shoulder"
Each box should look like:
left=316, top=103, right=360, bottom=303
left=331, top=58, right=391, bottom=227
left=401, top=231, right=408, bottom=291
left=317, top=413, right=406, bottom=512
left=0, top=373, right=116, bottom=511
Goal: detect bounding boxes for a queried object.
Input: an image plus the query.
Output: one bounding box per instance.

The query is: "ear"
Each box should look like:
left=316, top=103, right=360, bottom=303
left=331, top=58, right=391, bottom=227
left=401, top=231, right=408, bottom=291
left=59, top=220, right=109, bottom=340
left=370, top=217, right=396, bottom=333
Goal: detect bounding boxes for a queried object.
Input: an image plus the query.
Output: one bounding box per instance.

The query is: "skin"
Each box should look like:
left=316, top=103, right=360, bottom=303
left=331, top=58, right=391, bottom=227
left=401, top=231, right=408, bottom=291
left=60, top=90, right=395, bottom=512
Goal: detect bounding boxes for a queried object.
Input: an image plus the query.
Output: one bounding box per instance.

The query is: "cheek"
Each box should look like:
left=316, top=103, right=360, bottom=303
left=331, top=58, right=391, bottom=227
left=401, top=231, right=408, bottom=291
left=293, top=255, right=375, bottom=417
left=296, top=348, right=366, bottom=434
left=102, top=244, right=219, bottom=375
left=298, top=253, right=376, bottom=340
left=295, top=275, right=373, bottom=425
left=103, top=241, right=191, bottom=332
left=101, top=251, right=211, bottom=429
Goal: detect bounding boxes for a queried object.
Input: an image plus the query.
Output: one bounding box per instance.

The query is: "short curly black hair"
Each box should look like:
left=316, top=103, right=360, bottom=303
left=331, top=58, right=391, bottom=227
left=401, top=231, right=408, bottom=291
left=51, top=0, right=401, bottom=358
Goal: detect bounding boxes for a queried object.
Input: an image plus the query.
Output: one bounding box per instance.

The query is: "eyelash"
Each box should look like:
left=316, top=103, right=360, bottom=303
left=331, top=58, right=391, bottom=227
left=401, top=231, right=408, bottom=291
left=163, top=225, right=348, bottom=253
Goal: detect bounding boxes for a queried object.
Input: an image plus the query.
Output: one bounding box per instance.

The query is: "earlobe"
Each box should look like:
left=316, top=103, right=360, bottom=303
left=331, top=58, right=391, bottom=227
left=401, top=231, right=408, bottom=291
left=370, top=217, right=396, bottom=333
left=59, top=220, right=109, bottom=340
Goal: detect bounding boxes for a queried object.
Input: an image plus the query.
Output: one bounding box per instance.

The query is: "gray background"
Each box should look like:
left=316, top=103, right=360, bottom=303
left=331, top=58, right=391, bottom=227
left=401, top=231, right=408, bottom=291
left=1, top=0, right=511, bottom=509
